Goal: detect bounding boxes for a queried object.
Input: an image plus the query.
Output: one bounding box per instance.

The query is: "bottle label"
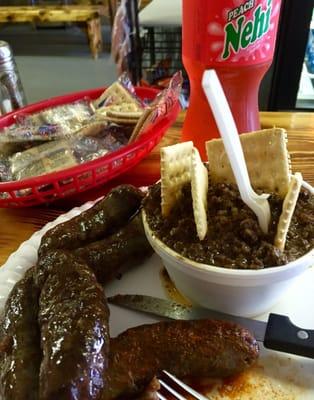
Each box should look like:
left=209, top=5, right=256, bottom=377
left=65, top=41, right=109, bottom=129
left=182, top=0, right=282, bottom=66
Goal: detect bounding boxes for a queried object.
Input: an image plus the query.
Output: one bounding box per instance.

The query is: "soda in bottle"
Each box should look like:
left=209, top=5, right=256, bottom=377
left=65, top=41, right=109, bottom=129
left=182, top=0, right=282, bottom=158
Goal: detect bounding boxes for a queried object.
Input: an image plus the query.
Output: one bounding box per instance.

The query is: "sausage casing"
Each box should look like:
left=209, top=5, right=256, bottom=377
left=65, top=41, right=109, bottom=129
left=36, top=251, right=110, bottom=400
left=0, top=268, right=41, bottom=400
left=74, top=213, right=153, bottom=284
left=39, top=185, right=144, bottom=256
left=102, top=319, right=259, bottom=400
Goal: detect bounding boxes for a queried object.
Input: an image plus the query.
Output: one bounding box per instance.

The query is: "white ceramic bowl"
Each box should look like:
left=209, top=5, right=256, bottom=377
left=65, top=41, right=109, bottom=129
left=142, top=182, right=314, bottom=317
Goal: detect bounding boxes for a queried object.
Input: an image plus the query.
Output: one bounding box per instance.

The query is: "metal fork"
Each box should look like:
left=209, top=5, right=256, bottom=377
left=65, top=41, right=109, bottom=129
left=157, top=370, right=209, bottom=400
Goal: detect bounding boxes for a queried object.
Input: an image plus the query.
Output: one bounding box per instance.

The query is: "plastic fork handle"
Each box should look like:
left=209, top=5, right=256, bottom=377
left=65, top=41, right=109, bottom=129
left=202, top=70, right=270, bottom=233
left=264, top=314, right=314, bottom=359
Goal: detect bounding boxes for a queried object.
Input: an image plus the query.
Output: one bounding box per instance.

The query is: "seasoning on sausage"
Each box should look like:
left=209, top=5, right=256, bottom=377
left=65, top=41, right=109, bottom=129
left=36, top=250, right=110, bottom=400
left=74, top=213, right=153, bottom=284
left=102, top=319, right=259, bottom=400
left=39, top=184, right=145, bottom=256
left=0, top=267, right=41, bottom=400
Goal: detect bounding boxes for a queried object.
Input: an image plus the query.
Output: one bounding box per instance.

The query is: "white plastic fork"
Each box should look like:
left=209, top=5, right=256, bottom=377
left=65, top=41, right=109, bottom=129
left=157, top=370, right=209, bottom=400
left=202, top=69, right=271, bottom=234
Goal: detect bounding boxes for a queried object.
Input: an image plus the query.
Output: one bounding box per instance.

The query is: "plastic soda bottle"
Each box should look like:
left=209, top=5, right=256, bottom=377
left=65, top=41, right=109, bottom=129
left=182, top=0, right=282, bottom=158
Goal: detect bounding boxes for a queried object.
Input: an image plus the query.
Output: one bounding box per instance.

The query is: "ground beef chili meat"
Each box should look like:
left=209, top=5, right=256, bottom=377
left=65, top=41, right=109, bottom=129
left=143, top=182, right=314, bottom=269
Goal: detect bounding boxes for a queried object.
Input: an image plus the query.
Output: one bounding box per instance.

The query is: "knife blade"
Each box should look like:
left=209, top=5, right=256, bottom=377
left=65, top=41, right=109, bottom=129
left=108, top=294, right=314, bottom=359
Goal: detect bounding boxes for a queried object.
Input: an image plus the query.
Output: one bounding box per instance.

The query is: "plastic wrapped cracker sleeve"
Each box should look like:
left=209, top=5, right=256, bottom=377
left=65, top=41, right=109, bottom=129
left=118, top=72, right=144, bottom=106
left=72, top=132, right=128, bottom=164
left=128, top=71, right=183, bottom=143
left=10, top=140, right=78, bottom=181
left=8, top=124, right=130, bottom=181
left=94, top=73, right=144, bottom=110
left=75, top=119, right=109, bottom=138
left=111, top=0, right=131, bottom=77
left=0, top=156, right=12, bottom=182
left=15, top=99, right=95, bottom=137
left=76, top=116, right=133, bottom=142
left=0, top=124, right=63, bottom=156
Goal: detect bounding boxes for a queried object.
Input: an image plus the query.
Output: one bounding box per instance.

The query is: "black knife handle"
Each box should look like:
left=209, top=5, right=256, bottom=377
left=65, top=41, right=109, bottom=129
left=264, top=313, right=314, bottom=358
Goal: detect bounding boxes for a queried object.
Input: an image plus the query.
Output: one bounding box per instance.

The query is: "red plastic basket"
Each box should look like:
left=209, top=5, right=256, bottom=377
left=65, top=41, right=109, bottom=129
left=0, top=87, right=180, bottom=207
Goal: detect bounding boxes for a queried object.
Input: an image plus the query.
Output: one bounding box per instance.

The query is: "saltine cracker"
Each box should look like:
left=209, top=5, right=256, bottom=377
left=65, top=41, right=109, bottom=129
left=274, top=172, right=303, bottom=251
left=128, top=108, right=154, bottom=144
left=160, top=141, right=193, bottom=217
left=191, top=147, right=208, bottom=240
left=96, top=102, right=142, bottom=117
left=101, top=116, right=139, bottom=125
left=94, top=82, right=143, bottom=109
left=106, top=109, right=143, bottom=119
left=205, top=128, right=291, bottom=198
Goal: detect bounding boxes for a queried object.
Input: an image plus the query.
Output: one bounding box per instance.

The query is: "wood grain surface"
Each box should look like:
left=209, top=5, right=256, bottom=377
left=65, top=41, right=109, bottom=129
left=0, top=6, right=107, bottom=23
left=0, top=111, right=313, bottom=266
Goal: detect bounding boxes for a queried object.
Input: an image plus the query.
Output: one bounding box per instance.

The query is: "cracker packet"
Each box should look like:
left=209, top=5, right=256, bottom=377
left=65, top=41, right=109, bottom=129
left=94, top=73, right=144, bottom=109
left=128, top=71, right=183, bottom=143
left=10, top=140, right=78, bottom=181
left=73, top=132, right=128, bottom=163
left=9, top=125, right=130, bottom=181
left=15, top=99, right=95, bottom=136
left=94, top=71, right=182, bottom=145
left=0, top=124, right=63, bottom=156
left=111, top=0, right=131, bottom=77
left=93, top=74, right=145, bottom=133
left=0, top=156, right=12, bottom=182
left=0, top=74, right=181, bottom=186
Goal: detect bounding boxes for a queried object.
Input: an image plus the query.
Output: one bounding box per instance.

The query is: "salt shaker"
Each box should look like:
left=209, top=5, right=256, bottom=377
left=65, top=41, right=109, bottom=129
left=0, top=41, right=27, bottom=111
left=0, top=83, right=13, bottom=116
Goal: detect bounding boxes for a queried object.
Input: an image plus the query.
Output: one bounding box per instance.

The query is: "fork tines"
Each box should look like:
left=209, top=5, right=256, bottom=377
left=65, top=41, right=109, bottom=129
left=157, top=370, right=209, bottom=400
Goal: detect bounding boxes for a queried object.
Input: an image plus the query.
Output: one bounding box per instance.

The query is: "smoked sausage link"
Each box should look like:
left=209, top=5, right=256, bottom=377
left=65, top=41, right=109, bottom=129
left=39, top=185, right=144, bottom=256
left=0, top=268, right=41, bottom=400
left=36, top=250, right=110, bottom=400
left=102, top=319, right=259, bottom=400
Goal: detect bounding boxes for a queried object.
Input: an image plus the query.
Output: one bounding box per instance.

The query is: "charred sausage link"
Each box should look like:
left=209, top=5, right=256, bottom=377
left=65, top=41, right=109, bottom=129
left=74, top=213, right=153, bottom=284
left=38, top=185, right=144, bottom=256
left=0, top=268, right=41, bottom=400
left=102, top=320, right=259, bottom=400
left=36, top=251, right=110, bottom=400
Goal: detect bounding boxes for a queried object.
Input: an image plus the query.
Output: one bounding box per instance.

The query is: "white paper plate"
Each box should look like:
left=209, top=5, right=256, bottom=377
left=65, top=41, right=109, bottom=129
left=0, top=201, right=314, bottom=399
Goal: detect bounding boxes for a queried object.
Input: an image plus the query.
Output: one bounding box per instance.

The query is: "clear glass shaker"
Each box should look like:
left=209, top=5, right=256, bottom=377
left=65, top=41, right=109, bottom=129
left=0, top=83, right=13, bottom=116
left=0, top=41, right=27, bottom=111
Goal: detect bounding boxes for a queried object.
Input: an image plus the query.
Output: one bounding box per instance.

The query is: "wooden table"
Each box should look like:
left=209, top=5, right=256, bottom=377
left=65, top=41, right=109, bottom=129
left=0, top=111, right=313, bottom=266
left=0, top=5, right=107, bottom=59
left=0, top=1, right=153, bottom=59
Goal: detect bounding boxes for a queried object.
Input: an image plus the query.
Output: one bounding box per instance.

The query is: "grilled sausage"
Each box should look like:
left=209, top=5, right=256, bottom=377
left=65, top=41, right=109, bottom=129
left=74, top=213, right=153, bottom=284
left=38, top=185, right=144, bottom=256
left=102, top=320, right=259, bottom=400
left=0, top=267, right=41, bottom=400
left=36, top=250, right=110, bottom=400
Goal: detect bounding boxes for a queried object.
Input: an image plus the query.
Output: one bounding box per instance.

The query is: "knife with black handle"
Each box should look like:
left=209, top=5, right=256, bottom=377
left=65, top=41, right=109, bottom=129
left=108, top=294, right=314, bottom=359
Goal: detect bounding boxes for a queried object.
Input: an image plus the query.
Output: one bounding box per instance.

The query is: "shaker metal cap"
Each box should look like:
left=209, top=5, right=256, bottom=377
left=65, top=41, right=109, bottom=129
left=0, top=41, right=12, bottom=63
